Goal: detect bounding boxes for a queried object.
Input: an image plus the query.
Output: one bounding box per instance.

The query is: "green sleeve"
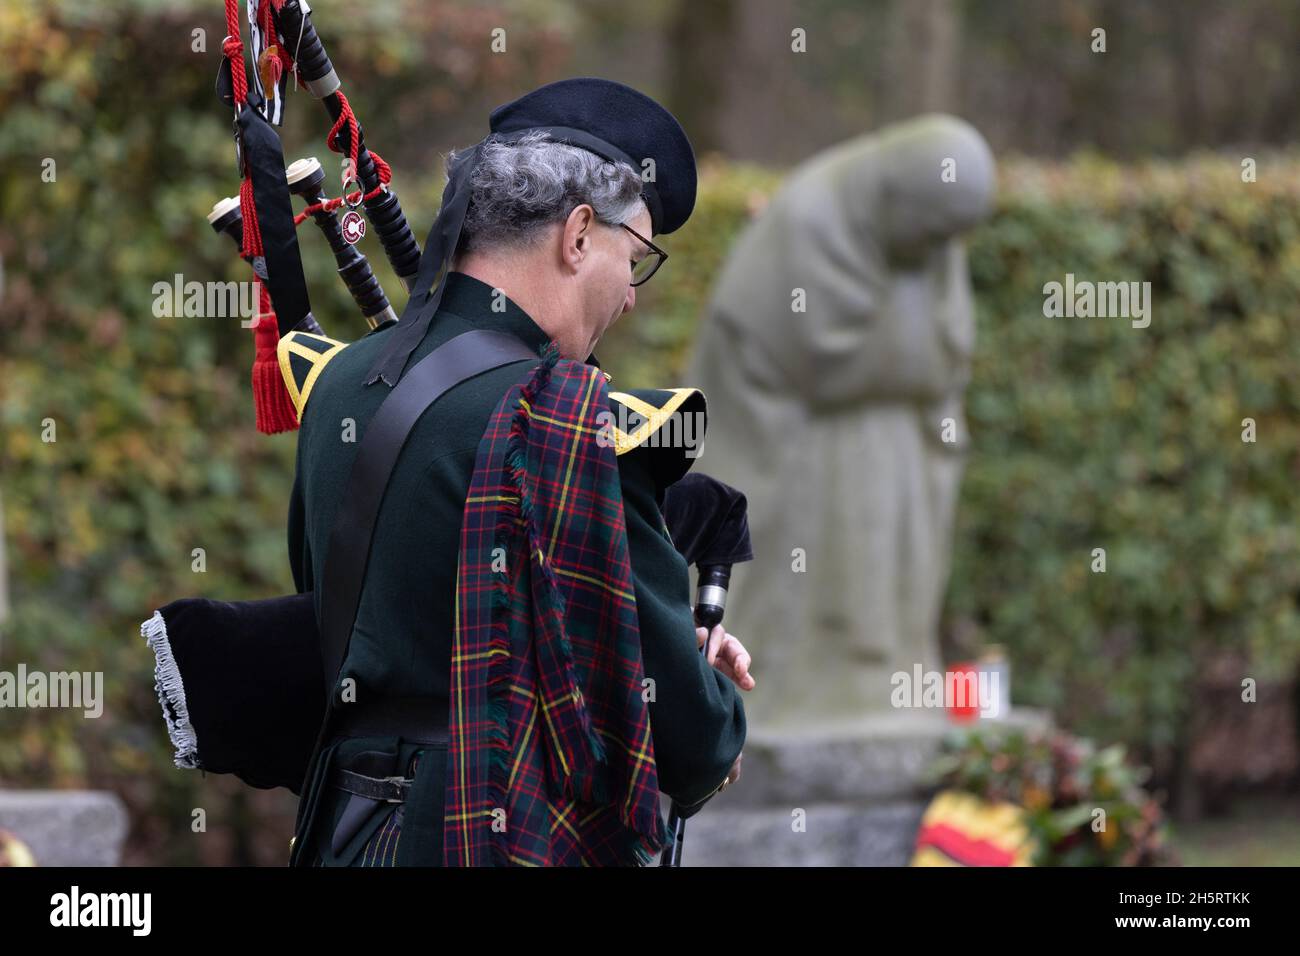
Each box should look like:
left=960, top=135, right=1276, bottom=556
left=619, top=449, right=747, bottom=808
left=286, top=442, right=313, bottom=597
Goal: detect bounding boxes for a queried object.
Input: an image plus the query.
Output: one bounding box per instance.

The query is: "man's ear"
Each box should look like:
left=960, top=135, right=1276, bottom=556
left=561, top=203, right=597, bottom=271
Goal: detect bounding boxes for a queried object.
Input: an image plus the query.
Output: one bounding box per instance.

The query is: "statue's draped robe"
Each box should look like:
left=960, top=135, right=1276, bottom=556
left=687, top=133, right=977, bottom=728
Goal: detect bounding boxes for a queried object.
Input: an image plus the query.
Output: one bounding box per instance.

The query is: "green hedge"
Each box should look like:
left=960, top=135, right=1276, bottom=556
left=952, top=156, right=1300, bottom=759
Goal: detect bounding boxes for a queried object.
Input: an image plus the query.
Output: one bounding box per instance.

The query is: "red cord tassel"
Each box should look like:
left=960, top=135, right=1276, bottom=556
left=226, top=3, right=297, bottom=436
left=251, top=285, right=299, bottom=434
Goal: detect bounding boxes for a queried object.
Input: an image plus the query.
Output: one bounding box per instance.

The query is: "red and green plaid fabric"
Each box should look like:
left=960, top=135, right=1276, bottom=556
left=444, top=343, right=671, bottom=866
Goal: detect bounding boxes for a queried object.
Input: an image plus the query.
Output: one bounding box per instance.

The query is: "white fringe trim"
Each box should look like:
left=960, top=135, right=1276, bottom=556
left=141, top=610, right=201, bottom=770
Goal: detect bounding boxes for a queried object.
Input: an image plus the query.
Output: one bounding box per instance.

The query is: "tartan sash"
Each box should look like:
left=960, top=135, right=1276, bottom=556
left=444, top=343, right=670, bottom=866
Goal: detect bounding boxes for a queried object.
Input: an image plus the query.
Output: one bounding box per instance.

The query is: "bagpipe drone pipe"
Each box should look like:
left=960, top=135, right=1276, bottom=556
left=212, top=0, right=419, bottom=433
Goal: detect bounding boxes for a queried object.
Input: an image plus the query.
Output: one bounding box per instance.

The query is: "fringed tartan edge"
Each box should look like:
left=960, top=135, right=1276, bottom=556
left=480, top=346, right=561, bottom=866
left=504, top=349, right=609, bottom=785
left=140, top=610, right=201, bottom=770
left=482, top=503, right=518, bottom=868
left=627, top=815, right=673, bottom=867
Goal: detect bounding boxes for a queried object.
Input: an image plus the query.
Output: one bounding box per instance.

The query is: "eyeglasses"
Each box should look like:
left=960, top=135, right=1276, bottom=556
left=620, top=222, right=668, bottom=286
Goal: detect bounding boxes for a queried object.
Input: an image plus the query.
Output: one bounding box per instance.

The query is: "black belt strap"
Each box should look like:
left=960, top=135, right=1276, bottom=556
left=331, top=768, right=413, bottom=803
left=333, top=696, right=450, bottom=745
left=317, top=329, right=540, bottom=705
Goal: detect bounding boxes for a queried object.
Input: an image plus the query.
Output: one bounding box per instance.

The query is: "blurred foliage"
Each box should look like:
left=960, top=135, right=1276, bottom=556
left=948, top=0, right=1300, bottom=157
left=2, top=0, right=1298, bottom=863
left=926, top=727, right=1170, bottom=866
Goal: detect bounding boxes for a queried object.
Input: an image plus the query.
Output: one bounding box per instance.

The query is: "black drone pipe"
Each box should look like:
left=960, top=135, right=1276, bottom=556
left=273, top=0, right=423, bottom=292
left=286, top=157, right=397, bottom=329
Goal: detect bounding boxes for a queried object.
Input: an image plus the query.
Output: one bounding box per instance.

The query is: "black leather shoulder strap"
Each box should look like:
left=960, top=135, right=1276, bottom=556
left=317, top=328, right=539, bottom=703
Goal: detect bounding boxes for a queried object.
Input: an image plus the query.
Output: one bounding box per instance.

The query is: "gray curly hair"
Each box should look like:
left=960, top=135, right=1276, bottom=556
left=448, top=130, right=647, bottom=255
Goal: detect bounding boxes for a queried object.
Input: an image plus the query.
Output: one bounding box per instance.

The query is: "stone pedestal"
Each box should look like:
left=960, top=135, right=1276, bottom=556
left=674, top=709, right=1050, bottom=866
left=0, top=790, right=128, bottom=866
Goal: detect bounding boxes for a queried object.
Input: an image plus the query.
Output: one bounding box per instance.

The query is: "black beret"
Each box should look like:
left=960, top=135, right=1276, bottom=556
left=367, top=77, right=696, bottom=387
left=489, top=77, right=697, bottom=236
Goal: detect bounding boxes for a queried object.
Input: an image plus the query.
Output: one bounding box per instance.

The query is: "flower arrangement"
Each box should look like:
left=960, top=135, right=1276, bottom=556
left=926, top=727, right=1170, bottom=866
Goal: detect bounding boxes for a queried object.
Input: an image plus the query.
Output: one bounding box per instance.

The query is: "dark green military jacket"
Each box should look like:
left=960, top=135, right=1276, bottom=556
left=281, top=271, right=745, bottom=865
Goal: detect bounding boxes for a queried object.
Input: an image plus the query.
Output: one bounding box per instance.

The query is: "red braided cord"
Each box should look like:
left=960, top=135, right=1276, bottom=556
left=259, top=1, right=276, bottom=57
left=371, top=151, right=393, bottom=185
left=222, top=0, right=248, bottom=106
left=326, top=91, right=392, bottom=190
left=239, top=173, right=264, bottom=259
left=256, top=280, right=274, bottom=329
left=288, top=89, right=391, bottom=226
left=291, top=180, right=389, bottom=226
left=224, top=0, right=263, bottom=261
left=326, top=91, right=362, bottom=175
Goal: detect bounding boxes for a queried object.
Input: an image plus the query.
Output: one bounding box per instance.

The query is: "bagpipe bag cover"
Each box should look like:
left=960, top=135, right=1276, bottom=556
left=143, top=593, right=324, bottom=793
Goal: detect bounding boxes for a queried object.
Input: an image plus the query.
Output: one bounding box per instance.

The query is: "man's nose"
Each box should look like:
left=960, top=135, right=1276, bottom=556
left=623, top=285, right=636, bottom=314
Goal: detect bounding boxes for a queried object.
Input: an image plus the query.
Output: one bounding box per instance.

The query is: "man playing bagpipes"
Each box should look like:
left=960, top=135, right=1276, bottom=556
left=141, top=0, right=755, bottom=868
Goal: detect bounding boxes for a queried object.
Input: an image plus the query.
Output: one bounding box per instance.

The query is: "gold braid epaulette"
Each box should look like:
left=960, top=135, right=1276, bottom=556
left=276, top=331, right=348, bottom=421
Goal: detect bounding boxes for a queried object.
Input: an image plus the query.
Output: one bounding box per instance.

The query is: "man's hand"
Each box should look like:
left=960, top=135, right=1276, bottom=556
left=705, top=752, right=742, bottom=798
left=723, top=752, right=742, bottom=789
left=696, top=624, right=755, bottom=691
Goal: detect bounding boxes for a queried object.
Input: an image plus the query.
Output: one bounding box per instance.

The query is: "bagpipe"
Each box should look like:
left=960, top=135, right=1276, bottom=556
left=147, top=0, right=752, bottom=865
left=211, top=0, right=418, bottom=433
left=144, top=472, right=751, bottom=861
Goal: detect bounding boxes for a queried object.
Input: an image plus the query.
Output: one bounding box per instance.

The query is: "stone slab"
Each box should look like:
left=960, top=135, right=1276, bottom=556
left=668, top=708, right=1052, bottom=866
left=0, top=790, right=128, bottom=867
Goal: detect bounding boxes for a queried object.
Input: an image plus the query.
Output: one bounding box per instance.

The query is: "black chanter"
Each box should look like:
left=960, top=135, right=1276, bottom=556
left=272, top=0, right=422, bottom=291
left=286, top=157, right=398, bottom=328
left=658, top=472, right=754, bottom=866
